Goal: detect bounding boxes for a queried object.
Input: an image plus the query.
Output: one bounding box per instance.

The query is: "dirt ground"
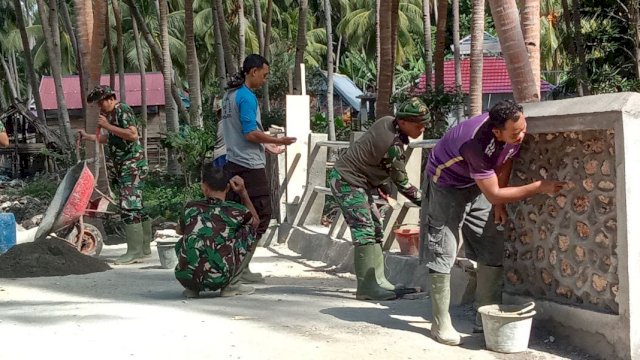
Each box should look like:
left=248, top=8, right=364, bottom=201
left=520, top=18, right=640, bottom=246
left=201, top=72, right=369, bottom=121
left=0, top=243, right=597, bottom=360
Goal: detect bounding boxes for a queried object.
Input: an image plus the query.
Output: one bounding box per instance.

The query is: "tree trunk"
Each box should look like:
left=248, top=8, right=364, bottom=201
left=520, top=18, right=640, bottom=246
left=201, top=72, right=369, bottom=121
left=159, top=0, right=180, bottom=175
left=325, top=0, right=336, bottom=141
left=238, top=0, right=246, bottom=64
left=36, top=0, right=73, bottom=147
left=1, top=56, right=19, bottom=99
left=211, top=2, right=227, bottom=86
left=112, top=0, right=126, bottom=102
left=434, top=0, right=449, bottom=87
left=185, top=0, right=203, bottom=127
left=60, top=0, right=87, bottom=115
left=572, top=0, right=589, bottom=95
left=253, top=0, right=265, bottom=57
left=132, top=20, right=148, bottom=161
left=105, top=10, right=116, bottom=89
left=633, top=0, right=640, bottom=79
left=14, top=0, right=47, bottom=122
left=293, top=0, right=308, bottom=95
left=124, top=0, right=189, bottom=117
left=469, top=0, right=485, bottom=116
left=520, top=0, right=540, bottom=99
left=423, top=0, right=433, bottom=89
left=262, top=0, right=274, bottom=111
left=375, top=0, right=396, bottom=117
left=10, top=52, right=21, bottom=98
left=487, top=0, right=538, bottom=102
left=213, top=0, right=238, bottom=76
left=452, top=0, right=463, bottom=120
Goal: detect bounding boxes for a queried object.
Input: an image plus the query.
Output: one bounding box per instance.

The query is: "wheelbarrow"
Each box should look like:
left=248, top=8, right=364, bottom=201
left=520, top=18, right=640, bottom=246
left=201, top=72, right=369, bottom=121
left=34, top=160, right=110, bottom=255
left=34, top=131, right=117, bottom=256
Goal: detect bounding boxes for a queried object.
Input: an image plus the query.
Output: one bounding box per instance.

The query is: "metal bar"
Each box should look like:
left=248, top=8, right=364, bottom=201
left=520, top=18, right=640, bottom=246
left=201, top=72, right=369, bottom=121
left=408, top=139, right=440, bottom=149
left=315, top=140, right=350, bottom=148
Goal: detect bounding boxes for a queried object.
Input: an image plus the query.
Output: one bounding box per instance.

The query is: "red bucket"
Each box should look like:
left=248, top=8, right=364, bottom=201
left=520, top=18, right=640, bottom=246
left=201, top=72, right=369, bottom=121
left=393, top=227, right=420, bottom=256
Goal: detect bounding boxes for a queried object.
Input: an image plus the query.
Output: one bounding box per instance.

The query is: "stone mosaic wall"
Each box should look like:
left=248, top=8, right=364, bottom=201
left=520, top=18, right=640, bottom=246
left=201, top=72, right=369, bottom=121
left=504, top=129, right=619, bottom=314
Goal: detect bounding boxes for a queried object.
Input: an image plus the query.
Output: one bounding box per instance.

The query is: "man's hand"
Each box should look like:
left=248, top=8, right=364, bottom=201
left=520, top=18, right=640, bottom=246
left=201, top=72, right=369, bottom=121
left=97, top=114, right=110, bottom=129
left=229, top=176, right=248, bottom=196
left=538, top=180, right=567, bottom=195
left=265, top=143, right=285, bottom=155
left=77, top=129, right=88, bottom=140
left=494, top=204, right=508, bottom=226
left=279, top=136, right=297, bottom=146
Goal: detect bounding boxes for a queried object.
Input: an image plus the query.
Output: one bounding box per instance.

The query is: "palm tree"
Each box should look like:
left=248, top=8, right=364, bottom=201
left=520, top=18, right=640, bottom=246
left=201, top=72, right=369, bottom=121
left=253, top=0, right=265, bottom=56
left=293, top=0, right=309, bottom=94
left=262, top=0, right=274, bottom=110
left=325, top=0, right=335, bottom=141
left=520, top=0, right=541, bottom=99
left=487, top=0, right=538, bottom=102
left=238, top=0, right=246, bottom=63
left=124, top=0, right=189, bottom=117
left=211, top=2, right=227, bottom=84
left=423, top=0, right=433, bottom=88
left=14, top=0, right=46, bottom=122
left=185, top=0, right=203, bottom=127
left=469, top=0, right=484, bottom=115
left=434, top=0, right=448, bottom=87
left=452, top=0, right=463, bottom=120
left=112, top=0, right=126, bottom=102
left=159, top=0, right=180, bottom=175
left=132, top=20, right=148, bottom=160
left=36, top=0, right=73, bottom=147
left=376, top=0, right=398, bottom=117
left=105, top=10, right=116, bottom=89
left=213, top=0, right=238, bottom=76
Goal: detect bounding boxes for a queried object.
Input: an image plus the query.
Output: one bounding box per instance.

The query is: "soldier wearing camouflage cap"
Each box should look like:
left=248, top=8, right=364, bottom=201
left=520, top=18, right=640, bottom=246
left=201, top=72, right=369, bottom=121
left=175, top=166, right=259, bottom=298
left=79, top=85, right=151, bottom=265
left=329, top=97, right=428, bottom=301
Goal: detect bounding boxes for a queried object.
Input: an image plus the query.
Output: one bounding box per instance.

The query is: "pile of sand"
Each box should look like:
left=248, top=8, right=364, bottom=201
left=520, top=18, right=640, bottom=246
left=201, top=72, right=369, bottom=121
left=0, top=239, right=111, bottom=278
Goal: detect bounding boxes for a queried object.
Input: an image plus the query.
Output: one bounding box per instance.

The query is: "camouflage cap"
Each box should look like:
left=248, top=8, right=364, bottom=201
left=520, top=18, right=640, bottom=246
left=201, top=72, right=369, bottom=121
left=87, top=85, right=116, bottom=103
left=396, top=97, right=430, bottom=124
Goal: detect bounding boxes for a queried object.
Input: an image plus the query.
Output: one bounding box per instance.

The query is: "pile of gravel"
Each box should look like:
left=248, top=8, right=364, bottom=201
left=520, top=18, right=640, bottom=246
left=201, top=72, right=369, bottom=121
left=0, top=239, right=111, bottom=278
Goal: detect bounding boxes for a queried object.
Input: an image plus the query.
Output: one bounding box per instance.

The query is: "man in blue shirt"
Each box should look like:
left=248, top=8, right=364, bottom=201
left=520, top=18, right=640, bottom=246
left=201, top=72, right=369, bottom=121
left=222, top=54, right=296, bottom=283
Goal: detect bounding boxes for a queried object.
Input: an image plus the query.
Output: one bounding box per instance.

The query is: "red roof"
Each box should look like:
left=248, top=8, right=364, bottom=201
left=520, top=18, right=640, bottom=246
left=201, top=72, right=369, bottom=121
left=417, top=57, right=553, bottom=94
left=39, top=72, right=166, bottom=110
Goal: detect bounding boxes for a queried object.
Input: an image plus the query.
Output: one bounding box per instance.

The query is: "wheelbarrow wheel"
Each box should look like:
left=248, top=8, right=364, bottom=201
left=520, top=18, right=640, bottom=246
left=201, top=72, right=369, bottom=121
left=65, top=223, right=104, bottom=256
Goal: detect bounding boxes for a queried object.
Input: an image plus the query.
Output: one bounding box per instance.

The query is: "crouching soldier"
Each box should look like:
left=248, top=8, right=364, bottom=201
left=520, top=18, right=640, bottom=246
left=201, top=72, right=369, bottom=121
left=79, top=85, right=151, bottom=265
left=174, top=166, right=259, bottom=297
left=330, top=97, right=427, bottom=300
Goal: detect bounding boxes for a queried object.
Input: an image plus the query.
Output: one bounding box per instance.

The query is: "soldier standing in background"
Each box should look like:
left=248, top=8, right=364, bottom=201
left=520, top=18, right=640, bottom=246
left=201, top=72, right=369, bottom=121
left=79, top=85, right=151, bottom=265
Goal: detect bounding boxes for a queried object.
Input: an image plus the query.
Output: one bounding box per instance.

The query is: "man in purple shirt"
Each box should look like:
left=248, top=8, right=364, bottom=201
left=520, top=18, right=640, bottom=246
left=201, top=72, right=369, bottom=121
left=422, top=100, right=566, bottom=346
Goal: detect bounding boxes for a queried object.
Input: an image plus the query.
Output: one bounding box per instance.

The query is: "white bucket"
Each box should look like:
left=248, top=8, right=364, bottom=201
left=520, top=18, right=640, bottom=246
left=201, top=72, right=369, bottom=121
left=479, top=302, right=537, bottom=353
left=156, top=239, right=179, bottom=269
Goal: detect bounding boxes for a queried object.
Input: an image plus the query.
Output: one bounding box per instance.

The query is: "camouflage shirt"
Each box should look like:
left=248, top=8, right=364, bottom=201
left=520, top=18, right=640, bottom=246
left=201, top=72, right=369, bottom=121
left=175, top=197, right=256, bottom=290
left=0, top=121, right=5, bottom=133
left=106, top=103, right=144, bottom=164
left=334, top=116, right=422, bottom=205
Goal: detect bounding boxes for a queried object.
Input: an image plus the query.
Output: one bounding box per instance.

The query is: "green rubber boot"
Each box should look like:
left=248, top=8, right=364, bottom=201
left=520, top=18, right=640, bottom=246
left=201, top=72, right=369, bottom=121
left=142, top=220, right=153, bottom=257
left=239, top=245, right=265, bottom=284
left=429, top=273, right=462, bottom=345
left=114, top=223, right=145, bottom=265
left=473, top=264, right=504, bottom=333
left=374, top=244, right=400, bottom=291
left=354, top=244, right=396, bottom=301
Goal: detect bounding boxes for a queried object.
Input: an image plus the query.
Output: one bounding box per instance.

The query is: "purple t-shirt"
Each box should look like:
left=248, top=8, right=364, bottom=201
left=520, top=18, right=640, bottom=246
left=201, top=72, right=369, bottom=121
left=426, top=113, right=520, bottom=188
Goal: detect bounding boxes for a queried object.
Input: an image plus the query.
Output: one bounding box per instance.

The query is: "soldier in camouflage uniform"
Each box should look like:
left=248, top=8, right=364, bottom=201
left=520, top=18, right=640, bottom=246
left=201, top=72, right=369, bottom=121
left=330, top=97, right=428, bottom=301
left=174, top=166, right=259, bottom=298
left=79, top=85, right=151, bottom=265
left=0, top=120, right=8, bottom=147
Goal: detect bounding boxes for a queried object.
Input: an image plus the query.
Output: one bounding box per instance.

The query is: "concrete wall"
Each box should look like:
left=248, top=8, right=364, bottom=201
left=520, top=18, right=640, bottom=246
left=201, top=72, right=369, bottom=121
left=515, top=93, right=640, bottom=360
left=505, top=129, right=618, bottom=314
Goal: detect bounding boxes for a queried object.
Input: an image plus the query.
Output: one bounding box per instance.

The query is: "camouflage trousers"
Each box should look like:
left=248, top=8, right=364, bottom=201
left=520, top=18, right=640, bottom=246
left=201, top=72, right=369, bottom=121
left=109, top=156, right=149, bottom=224
left=329, top=168, right=383, bottom=246
left=174, top=223, right=255, bottom=292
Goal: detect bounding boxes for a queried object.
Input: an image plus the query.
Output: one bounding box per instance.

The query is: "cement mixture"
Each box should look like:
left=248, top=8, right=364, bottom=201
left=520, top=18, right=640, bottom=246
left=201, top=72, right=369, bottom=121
left=0, top=239, right=111, bottom=278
